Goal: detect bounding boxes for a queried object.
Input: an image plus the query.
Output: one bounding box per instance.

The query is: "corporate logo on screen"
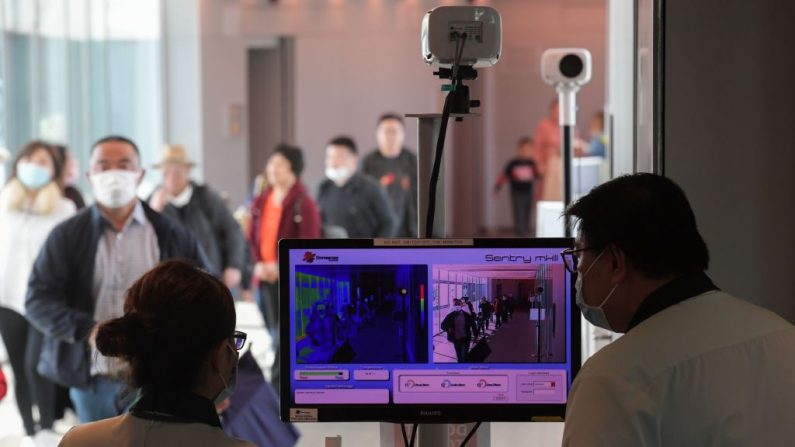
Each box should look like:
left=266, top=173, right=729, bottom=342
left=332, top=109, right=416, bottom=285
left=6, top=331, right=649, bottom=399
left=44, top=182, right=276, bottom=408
left=484, top=253, right=560, bottom=263
left=302, top=251, right=339, bottom=263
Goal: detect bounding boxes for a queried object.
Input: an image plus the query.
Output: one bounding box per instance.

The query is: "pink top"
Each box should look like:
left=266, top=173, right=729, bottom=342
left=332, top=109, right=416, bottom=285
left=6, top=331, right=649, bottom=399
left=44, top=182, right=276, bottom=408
left=532, top=117, right=561, bottom=176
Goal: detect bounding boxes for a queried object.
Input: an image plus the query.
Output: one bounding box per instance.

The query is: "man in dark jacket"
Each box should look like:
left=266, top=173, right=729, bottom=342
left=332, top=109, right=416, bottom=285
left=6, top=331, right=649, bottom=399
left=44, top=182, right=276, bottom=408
left=318, top=136, right=397, bottom=238
left=149, top=144, right=246, bottom=288
left=440, top=299, right=478, bottom=363
left=360, top=113, right=418, bottom=237
left=25, top=136, right=209, bottom=424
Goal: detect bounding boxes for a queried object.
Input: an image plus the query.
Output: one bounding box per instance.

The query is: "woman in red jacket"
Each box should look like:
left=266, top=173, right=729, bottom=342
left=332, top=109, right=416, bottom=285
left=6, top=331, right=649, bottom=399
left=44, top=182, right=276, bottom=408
left=249, top=144, right=320, bottom=393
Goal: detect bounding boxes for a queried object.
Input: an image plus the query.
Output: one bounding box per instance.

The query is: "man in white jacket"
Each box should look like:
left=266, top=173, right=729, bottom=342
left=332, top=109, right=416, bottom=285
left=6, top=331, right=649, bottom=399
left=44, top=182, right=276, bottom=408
left=561, top=173, right=795, bottom=446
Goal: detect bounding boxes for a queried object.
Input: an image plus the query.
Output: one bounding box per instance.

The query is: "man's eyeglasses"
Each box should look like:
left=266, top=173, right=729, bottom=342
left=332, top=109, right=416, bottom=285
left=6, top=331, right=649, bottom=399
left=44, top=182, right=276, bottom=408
left=230, top=330, right=247, bottom=351
left=560, top=247, right=591, bottom=274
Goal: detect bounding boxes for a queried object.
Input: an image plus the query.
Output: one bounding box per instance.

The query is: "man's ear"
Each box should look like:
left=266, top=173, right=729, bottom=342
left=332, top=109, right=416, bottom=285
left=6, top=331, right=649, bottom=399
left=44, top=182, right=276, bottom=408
left=608, top=244, right=628, bottom=285
left=209, top=340, right=227, bottom=373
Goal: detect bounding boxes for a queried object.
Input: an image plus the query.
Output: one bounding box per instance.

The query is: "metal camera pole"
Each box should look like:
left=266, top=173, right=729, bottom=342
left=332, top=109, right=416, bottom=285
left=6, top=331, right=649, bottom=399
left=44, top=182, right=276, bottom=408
left=402, top=66, right=488, bottom=447
left=557, top=85, right=578, bottom=238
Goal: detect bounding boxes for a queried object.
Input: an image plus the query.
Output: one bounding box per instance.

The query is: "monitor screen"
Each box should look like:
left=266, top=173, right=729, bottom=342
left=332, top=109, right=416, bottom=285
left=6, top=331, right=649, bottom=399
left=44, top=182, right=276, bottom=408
left=279, top=238, right=580, bottom=423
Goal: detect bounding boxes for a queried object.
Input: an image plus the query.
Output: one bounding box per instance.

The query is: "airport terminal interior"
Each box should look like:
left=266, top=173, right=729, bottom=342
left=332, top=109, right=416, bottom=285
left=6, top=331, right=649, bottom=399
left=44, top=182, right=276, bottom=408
left=0, top=0, right=792, bottom=446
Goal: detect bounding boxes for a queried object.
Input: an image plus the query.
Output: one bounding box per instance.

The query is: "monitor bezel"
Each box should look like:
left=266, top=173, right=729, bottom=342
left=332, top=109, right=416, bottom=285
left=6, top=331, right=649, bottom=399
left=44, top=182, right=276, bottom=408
left=278, top=237, right=580, bottom=423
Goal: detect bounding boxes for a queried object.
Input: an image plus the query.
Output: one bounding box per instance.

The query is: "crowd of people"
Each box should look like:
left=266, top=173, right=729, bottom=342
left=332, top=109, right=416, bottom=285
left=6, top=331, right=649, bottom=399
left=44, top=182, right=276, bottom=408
left=0, top=111, right=419, bottom=444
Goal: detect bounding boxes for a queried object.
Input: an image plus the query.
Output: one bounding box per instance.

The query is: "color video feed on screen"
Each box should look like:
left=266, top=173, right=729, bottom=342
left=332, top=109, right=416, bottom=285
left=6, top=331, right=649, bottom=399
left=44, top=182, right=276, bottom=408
left=431, top=262, right=567, bottom=364
left=294, top=265, right=429, bottom=364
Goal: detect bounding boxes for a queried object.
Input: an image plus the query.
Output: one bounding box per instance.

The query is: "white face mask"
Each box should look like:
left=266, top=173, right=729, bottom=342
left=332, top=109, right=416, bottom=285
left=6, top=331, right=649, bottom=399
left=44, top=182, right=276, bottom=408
left=575, top=249, right=618, bottom=331
left=91, top=170, right=140, bottom=209
left=325, top=166, right=352, bottom=184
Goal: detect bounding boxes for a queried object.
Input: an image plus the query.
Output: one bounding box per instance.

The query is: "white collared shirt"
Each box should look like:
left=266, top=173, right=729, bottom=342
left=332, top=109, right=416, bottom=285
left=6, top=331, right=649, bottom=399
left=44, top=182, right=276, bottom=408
left=563, top=291, right=795, bottom=446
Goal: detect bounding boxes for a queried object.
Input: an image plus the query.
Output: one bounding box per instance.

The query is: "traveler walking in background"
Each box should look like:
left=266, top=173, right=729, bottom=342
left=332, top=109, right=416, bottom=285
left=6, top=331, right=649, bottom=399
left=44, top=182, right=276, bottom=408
left=0, top=141, right=75, bottom=439
left=149, top=144, right=247, bottom=288
left=361, top=113, right=418, bottom=237
left=318, top=136, right=397, bottom=238
left=250, top=144, right=320, bottom=393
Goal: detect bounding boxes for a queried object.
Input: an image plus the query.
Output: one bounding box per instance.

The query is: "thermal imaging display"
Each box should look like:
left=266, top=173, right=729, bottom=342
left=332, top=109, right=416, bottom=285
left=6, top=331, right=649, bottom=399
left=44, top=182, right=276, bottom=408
left=280, top=239, right=580, bottom=423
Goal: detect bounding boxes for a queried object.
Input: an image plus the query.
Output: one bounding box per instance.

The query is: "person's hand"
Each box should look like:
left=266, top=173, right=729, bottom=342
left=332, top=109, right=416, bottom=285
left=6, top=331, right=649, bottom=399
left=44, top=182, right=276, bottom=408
left=254, top=262, right=278, bottom=283
left=262, top=263, right=279, bottom=283
left=149, top=188, right=170, bottom=212
left=223, top=268, right=242, bottom=288
left=254, top=262, right=266, bottom=280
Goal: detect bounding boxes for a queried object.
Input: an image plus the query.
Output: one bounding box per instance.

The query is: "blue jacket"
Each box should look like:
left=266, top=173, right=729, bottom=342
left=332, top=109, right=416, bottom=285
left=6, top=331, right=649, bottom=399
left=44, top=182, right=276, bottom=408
left=25, top=201, right=211, bottom=388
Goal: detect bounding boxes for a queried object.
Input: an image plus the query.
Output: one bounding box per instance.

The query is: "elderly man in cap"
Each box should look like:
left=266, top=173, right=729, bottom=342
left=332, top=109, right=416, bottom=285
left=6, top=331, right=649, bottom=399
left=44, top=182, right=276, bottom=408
left=149, top=144, right=246, bottom=288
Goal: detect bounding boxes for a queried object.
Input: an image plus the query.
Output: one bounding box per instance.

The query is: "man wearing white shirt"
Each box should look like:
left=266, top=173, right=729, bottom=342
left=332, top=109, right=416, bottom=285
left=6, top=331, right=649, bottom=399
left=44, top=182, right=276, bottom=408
left=561, top=173, right=795, bottom=446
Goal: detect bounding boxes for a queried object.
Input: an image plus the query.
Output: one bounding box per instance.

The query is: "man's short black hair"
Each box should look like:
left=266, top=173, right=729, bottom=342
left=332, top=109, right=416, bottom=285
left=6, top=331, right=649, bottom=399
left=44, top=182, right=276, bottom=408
left=328, top=136, right=357, bottom=154
left=517, top=136, right=533, bottom=147
left=564, top=173, right=709, bottom=278
left=272, top=143, right=304, bottom=177
left=377, top=113, right=404, bottom=127
left=92, top=135, right=140, bottom=158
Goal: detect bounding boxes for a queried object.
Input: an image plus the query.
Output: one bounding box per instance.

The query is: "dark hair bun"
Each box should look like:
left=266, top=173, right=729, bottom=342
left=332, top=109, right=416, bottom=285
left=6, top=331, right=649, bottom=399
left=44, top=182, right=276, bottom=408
left=95, top=313, right=146, bottom=359
left=96, top=261, right=236, bottom=390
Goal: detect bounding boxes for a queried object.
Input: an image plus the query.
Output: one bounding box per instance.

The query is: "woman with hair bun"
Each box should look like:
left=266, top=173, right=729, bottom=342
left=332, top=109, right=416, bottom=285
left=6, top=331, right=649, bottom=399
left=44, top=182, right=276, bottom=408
left=60, top=260, right=255, bottom=446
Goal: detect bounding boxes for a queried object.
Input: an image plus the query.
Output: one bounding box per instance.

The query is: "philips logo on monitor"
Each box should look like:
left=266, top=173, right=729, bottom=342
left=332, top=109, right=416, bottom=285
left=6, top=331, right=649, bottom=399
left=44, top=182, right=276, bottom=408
left=484, top=254, right=560, bottom=263
left=302, top=251, right=339, bottom=263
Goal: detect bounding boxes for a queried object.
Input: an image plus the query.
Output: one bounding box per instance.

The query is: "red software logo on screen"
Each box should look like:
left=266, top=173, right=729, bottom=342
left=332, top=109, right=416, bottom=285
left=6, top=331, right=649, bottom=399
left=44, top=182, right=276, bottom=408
left=302, top=252, right=317, bottom=263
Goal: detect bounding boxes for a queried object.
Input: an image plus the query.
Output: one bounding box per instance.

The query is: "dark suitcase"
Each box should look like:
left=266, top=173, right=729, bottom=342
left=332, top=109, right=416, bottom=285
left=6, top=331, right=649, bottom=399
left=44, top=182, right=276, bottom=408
left=467, top=338, right=492, bottom=363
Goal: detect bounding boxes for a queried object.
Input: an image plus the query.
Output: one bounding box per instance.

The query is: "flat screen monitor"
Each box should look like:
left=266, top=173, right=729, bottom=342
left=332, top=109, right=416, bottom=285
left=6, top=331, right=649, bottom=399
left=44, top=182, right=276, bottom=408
left=279, top=238, right=580, bottom=423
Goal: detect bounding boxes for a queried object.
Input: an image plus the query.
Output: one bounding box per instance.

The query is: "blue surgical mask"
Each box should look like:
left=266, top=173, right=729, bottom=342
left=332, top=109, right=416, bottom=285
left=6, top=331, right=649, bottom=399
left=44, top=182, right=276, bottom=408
left=214, top=342, right=239, bottom=405
left=17, top=162, right=51, bottom=190
left=575, top=249, right=618, bottom=331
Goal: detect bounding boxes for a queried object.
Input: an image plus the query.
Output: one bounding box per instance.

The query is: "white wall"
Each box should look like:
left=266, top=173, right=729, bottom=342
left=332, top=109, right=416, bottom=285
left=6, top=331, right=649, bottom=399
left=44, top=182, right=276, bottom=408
left=663, top=0, right=795, bottom=321
left=198, top=0, right=250, bottom=204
